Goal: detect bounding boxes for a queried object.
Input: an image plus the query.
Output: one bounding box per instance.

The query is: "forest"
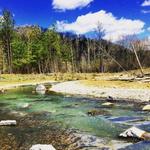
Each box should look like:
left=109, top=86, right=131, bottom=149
left=0, top=9, right=150, bottom=74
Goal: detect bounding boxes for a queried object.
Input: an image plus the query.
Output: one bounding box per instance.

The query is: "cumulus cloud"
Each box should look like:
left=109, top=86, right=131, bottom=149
left=52, top=0, right=94, bottom=11
left=142, top=0, right=150, bottom=6
left=56, top=10, right=145, bottom=42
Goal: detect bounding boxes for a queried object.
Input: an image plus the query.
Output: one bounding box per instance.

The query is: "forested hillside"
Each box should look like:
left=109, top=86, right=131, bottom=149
left=0, top=9, right=150, bottom=74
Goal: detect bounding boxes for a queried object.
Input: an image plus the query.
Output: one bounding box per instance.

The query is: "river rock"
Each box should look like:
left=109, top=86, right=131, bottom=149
left=67, top=132, right=132, bottom=150
left=0, top=120, right=17, bottom=126
left=102, top=102, right=114, bottom=107
left=18, top=103, right=30, bottom=109
left=30, top=144, right=56, bottom=150
left=107, top=116, right=143, bottom=124
left=87, top=109, right=109, bottom=116
left=120, top=126, right=150, bottom=140
left=36, top=84, right=46, bottom=94
left=142, top=105, right=150, bottom=111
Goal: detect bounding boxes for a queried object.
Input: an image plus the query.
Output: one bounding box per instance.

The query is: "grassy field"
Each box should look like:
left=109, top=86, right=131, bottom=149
left=0, top=68, right=150, bottom=89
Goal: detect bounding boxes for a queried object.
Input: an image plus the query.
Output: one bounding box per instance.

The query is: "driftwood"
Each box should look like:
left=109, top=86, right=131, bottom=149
left=0, top=120, right=17, bottom=126
left=30, top=144, right=56, bottom=150
left=120, top=126, right=150, bottom=140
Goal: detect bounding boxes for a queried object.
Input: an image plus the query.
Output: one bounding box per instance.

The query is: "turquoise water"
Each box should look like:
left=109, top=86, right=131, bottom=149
left=0, top=85, right=150, bottom=141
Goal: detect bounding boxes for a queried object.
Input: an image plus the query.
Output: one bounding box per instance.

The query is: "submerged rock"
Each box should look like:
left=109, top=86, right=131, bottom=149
left=142, top=105, right=150, bottom=111
left=120, top=126, right=150, bottom=140
left=0, top=120, right=17, bottom=126
left=18, top=103, right=30, bottom=109
left=67, top=132, right=131, bottom=150
left=119, top=141, right=150, bottom=150
left=107, top=116, right=144, bottom=124
left=30, top=144, right=56, bottom=150
left=87, top=109, right=109, bottom=116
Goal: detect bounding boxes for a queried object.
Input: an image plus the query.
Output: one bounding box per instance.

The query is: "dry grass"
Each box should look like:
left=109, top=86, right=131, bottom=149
left=0, top=68, right=150, bottom=89
left=81, top=80, right=150, bottom=89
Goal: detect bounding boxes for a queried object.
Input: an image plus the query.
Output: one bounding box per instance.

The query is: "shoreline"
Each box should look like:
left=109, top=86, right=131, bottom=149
left=1, top=79, right=150, bottom=103
left=0, top=80, right=56, bottom=90
left=51, top=81, right=150, bottom=103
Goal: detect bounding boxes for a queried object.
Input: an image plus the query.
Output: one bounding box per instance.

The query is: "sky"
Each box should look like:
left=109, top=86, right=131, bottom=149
left=0, top=0, right=150, bottom=42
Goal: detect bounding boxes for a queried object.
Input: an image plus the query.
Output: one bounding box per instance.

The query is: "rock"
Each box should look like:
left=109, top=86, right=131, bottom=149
left=142, top=105, right=150, bottom=111
left=87, top=109, right=109, bottom=116
left=36, top=84, right=46, bottom=94
left=68, top=133, right=108, bottom=149
left=107, top=116, right=143, bottom=124
left=30, top=144, right=56, bottom=150
left=18, top=103, right=30, bottom=109
left=0, top=120, right=17, bottom=126
left=102, top=102, right=114, bottom=107
left=119, top=126, right=150, bottom=140
left=67, top=132, right=131, bottom=150
left=106, top=96, right=114, bottom=101
left=0, top=88, right=5, bottom=94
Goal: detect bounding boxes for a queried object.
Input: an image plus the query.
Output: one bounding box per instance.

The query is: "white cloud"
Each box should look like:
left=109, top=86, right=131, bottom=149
left=141, top=10, right=150, bottom=13
left=147, top=27, right=150, bottom=31
left=56, top=10, right=145, bottom=42
left=142, top=0, right=150, bottom=6
left=52, top=0, right=93, bottom=11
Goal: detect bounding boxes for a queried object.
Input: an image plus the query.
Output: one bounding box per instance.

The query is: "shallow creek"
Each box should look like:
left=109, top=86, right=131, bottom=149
left=0, top=85, right=150, bottom=150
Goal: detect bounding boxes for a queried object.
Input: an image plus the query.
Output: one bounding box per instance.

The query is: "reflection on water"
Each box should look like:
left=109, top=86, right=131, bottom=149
left=0, top=85, right=150, bottom=149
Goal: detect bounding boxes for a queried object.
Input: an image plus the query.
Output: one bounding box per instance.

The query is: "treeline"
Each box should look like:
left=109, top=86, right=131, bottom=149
left=0, top=9, right=150, bottom=74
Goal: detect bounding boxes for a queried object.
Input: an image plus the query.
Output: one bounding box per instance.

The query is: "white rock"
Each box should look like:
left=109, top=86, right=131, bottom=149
left=142, top=105, right=150, bottom=111
left=18, top=103, right=30, bottom=109
left=36, top=84, right=46, bottom=94
left=101, top=102, right=114, bottom=106
left=120, top=126, right=150, bottom=140
left=0, top=120, right=17, bottom=126
left=30, top=144, right=56, bottom=150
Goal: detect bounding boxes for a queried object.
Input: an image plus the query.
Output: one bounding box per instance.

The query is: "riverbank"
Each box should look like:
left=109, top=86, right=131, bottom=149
left=1, top=72, right=150, bottom=102
left=51, top=80, right=150, bottom=102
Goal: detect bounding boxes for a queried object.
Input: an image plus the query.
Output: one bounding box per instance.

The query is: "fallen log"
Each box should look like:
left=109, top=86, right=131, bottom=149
left=0, top=120, right=17, bottom=126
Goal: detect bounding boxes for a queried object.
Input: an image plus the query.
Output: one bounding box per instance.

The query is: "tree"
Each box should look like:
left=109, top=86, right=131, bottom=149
left=0, top=9, right=14, bottom=73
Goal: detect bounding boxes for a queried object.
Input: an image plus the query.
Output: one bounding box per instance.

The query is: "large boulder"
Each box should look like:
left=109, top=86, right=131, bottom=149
left=30, top=144, right=56, bottom=150
left=36, top=84, right=46, bottom=94
left=120, top=126, right=150, bottom=140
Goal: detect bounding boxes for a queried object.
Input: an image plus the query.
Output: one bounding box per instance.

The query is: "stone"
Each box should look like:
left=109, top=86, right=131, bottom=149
left=107, top=116, right=143, bottom=124
left=102, top=102, right=114, bottom=107
left=0, top=120, right=17, bottom=126
left=106, top=96, right=114, bottom=101
left=36, top=84, right=46, bottom=94
left=30, top=144, right=56, bottom=150
left=142, top=105, right=150, bottom=111
left=18, top=103, right=30, bottom=109
left=87, top=109, right=109, bottom=116
left=119, top=126, right=150, bottom=140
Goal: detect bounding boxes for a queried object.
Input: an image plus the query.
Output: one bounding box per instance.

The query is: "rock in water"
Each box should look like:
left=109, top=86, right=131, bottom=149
left=36, top=84, right=46, bottom=94
left=142, top=105, right=150, bottom=111
left=120, top=126, right=150, bottom=140
left=0, top=120, right=17, bottom=126
left=102, top=102, right=114, bottom=107
left=30, top=144, right=56, bottom=150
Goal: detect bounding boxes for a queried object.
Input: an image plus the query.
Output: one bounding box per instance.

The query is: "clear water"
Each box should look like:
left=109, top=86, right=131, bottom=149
left=0, top=85, right=150, bottom=142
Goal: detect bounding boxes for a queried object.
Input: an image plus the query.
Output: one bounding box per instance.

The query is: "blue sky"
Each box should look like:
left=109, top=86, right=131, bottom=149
left=0, top=0, right=150, bottom=41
